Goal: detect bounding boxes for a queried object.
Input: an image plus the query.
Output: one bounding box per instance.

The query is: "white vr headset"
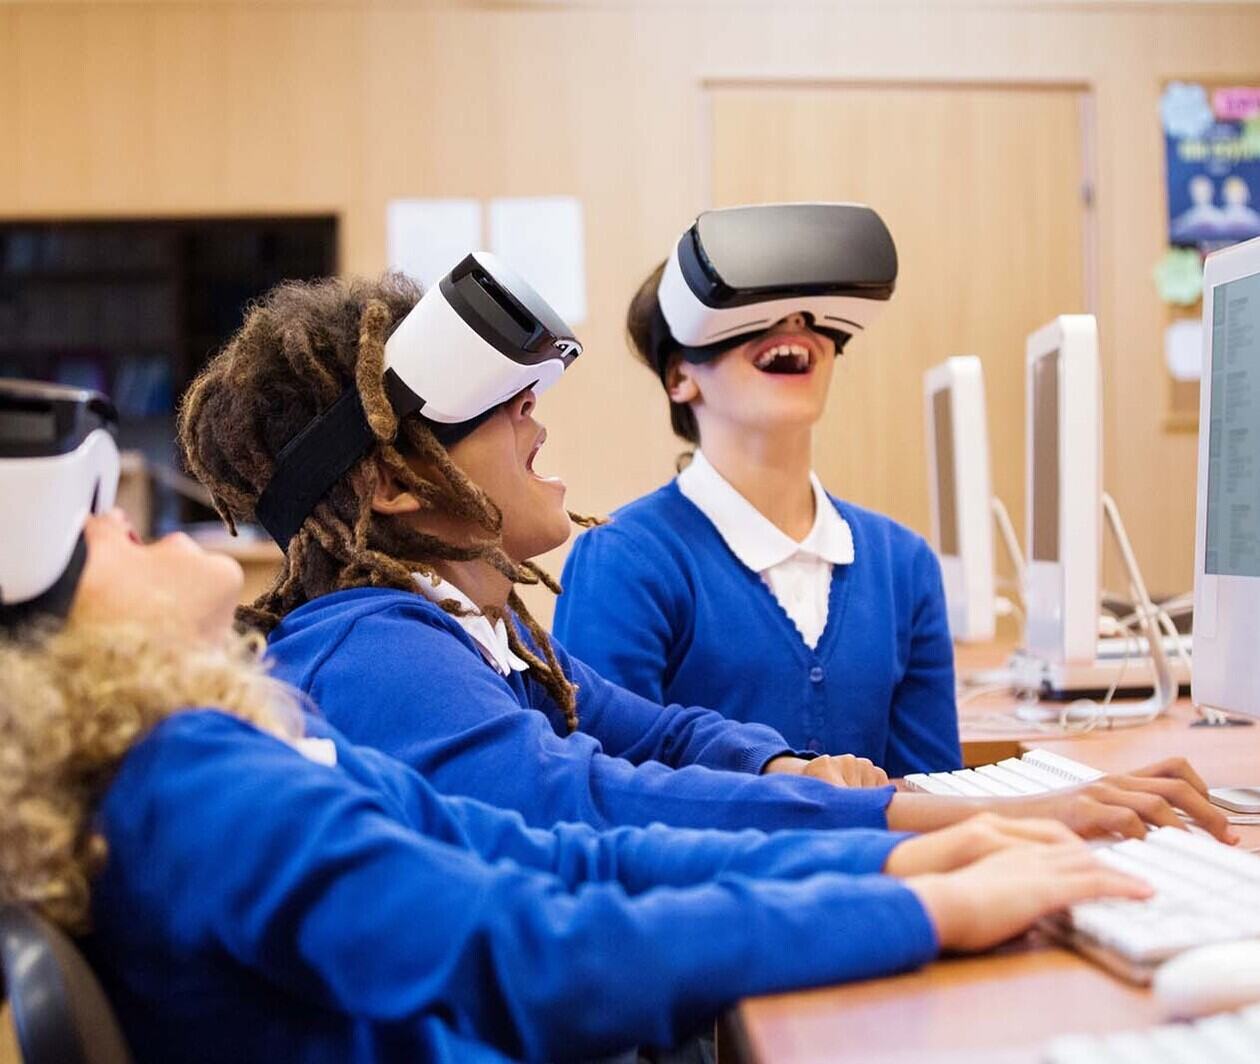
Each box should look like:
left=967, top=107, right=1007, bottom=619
left=650, top=202, right=897, bottom=378
left=255, top=252, right=582, bottom=550
left=0, top=379, right=120, bottom=628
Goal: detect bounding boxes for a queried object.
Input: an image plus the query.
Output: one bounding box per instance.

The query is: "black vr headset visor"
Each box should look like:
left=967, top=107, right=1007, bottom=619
left=649, top=202, right=898, bottom=379
left=254, top=253, right=582, bottom=551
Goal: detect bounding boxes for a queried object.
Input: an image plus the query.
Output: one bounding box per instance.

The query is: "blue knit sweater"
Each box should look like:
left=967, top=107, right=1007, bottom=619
left=266, top=588, right=897, bottom=832
left=86, top=710, right=934, bottom=1062
left=555, top=483, right=962, bottom=778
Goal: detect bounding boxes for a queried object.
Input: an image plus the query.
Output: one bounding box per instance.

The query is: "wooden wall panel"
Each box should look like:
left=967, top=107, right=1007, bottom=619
left=710, top=84, right=1086, bottom=560
left=3, top=1, right=1260, bottom=617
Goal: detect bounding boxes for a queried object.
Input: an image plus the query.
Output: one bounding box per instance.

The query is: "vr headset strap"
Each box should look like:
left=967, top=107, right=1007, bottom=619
left=255, top=389, right=376, bottom=551
left=255, top=383, right=501, bottom=551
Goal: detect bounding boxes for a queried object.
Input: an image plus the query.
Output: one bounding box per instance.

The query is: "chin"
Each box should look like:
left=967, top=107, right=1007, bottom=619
left=517, top=519, right=572, bottom=561
left=201, top=553, right=245, bottom=604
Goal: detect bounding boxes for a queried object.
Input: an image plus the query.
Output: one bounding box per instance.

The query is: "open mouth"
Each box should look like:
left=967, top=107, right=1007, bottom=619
left=751, top=340, right=815, bottom=376
left=525, top=430, right=563, bottom=487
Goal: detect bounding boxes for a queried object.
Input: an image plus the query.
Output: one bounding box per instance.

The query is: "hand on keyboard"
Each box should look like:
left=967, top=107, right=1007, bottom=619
left=902, top=751, right=1235, bottom=842
left=908, top=843, right=1153, bottom=953
left=1084, top=764, right=1233, bottom=842
left=1006, top=774, right=1234, bottom=843
left=884, top=813, right=1080, bottom=876
left=1122, top=756, right=1210, bottom=796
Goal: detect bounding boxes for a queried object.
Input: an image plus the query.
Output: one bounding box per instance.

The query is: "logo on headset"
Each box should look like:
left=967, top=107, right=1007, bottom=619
left=553, top=339, right=583, bottom=359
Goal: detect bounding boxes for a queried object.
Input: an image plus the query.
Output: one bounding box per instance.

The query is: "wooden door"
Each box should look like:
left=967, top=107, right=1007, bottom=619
left=710, top=83, right=1090, bottom=569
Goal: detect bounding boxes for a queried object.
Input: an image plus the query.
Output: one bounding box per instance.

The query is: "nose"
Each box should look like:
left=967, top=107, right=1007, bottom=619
left=780, top=312, right=809, bottom=331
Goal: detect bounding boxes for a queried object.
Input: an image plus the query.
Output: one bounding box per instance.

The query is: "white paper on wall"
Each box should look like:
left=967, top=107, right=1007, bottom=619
left=387, top=199, right=482, bottom=288
left=1165, top=319, right=1204, bottom=382
left=488, top=196, right=587, bottom=325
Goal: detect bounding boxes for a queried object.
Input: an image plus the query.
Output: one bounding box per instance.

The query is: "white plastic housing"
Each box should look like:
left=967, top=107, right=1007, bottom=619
left=1022, top=315, right=1102, bottom=665
left=1194, top=236, right=1260, bottom=718
left=924, top=356, right=996, bottom=642
left=384, top=283, right=567, bottom=424
left=657, top=243, right=889, bottom=349
left=0, top=428, right=119, bottom=604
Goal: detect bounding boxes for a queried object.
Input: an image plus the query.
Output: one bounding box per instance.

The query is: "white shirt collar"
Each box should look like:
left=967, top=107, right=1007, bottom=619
left=414, top=574, right=530, bottom=677
left=677, top=450, right=854, bottom=574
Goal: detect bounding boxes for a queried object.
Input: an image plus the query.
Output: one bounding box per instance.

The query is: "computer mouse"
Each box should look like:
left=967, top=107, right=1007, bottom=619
left=1154, top=940, right=1260, bottom=1019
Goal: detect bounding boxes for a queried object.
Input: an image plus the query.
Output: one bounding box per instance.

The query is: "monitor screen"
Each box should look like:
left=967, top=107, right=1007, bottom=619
left=1031, top=348, right=1060, bottom=563
left=932, top=387, right=960, bottom=556
left=1205, top=269, right=1260, bottom=577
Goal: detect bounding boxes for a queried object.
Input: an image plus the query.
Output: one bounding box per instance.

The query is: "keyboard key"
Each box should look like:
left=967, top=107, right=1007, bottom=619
left=996, top=756, right=1078, bottom=791
left=951, top=768, right=1021, bottom=796
left=1023, top=748, right=1107, bottom=783
left=1045, top=1009, right=1260, bottom=1064
left=1146, top=827, right=1260, bottom=884
left=904, top=773, right=967, bottom=796
left=974, top=762, right=1049, bottom=795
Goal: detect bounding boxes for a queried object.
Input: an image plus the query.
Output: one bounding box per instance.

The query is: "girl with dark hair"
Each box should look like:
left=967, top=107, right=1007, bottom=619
left=556, top=224, right=956, bottom=777
left=176, top=268, right=1230, bottom=844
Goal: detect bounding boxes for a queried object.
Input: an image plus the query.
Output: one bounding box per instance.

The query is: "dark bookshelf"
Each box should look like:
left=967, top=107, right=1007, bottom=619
left=0, top=216, right=338, bottom=529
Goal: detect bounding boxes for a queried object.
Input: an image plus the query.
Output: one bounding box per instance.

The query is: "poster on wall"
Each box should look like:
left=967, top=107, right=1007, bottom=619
left=1163, top=83, right=1260, bottom=252
left=1156, top=84, right=1260, bottom=393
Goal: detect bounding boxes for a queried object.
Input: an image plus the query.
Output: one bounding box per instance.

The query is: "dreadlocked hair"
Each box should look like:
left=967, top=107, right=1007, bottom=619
left=178, top=273, right=598, bottom=733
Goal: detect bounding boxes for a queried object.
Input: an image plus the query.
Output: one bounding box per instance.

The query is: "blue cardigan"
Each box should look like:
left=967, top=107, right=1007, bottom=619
left=86, top=709, right=935, bottom=1062
left=554, top=484, right=962, bottom=778
left=267, top=587, right=897, bottom=831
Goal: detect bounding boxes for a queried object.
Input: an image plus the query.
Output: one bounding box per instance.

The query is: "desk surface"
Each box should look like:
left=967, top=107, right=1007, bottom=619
left=730, top=643, right=1260, bottom=1064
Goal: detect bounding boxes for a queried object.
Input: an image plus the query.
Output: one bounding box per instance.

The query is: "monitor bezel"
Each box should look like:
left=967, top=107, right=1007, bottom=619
left=924, top=355, right=996, bottom=642
left=1023, top=314, right=1102, bottom=665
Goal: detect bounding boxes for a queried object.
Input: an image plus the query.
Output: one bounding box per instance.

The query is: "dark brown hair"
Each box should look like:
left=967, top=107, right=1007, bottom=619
left=626, top=261, right=700, bottom=446
left=178, top=274, right=593, bottom=731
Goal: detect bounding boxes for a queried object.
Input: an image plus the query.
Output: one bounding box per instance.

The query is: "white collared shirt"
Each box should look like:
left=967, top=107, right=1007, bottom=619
left=414, top=574, right=530, bottom=677
left=677, top=451, right=855, bottom=649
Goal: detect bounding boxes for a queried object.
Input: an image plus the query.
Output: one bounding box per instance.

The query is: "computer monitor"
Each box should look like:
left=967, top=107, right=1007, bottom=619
left=1193, top=235, right=1260, bottom=718
left=1023, top=315, right=1102, bottom=665
left=924, top=356, right=996, bottom=641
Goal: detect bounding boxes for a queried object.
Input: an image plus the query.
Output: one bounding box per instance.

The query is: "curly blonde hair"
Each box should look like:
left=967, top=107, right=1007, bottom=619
left=0, top=622, right=301, bottom=934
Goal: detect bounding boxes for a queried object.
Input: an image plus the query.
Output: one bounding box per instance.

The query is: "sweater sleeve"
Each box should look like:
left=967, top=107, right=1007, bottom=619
left=556, top=524, right=682, bottom=707
left=100, top=713, right=937, bottom=1062
left=882, top=541, right=963, bottom=777
left=306, top=605, right=895, bottom=832
left=560, top=647, right=794, bottom=776
left=334, top=732, right=909, bottom=889
left=556, top=529, right=795, bottom=774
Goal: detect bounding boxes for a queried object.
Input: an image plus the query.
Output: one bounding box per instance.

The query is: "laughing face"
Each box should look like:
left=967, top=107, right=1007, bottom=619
left=444, top=389, right=571, bottom=563
left=668, top=312, right=838, bottom=437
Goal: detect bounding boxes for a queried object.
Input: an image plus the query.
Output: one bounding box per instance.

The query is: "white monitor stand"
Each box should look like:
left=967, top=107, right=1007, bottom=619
left=925, top=356, right=996, bottom=642
left=1194, top=235, right=1260, bottom=720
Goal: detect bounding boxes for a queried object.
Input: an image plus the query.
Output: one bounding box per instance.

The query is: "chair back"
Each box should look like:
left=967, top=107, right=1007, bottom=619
left=0, top=905, right=132, bottom=1064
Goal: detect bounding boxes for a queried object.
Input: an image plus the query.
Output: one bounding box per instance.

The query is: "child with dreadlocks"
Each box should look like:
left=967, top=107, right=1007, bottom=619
left=177, top=271, right=1231, bottom=842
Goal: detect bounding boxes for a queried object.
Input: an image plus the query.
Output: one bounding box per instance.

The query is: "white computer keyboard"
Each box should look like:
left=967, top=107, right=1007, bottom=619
left=905, top=748, right=1105, bottom=797
left=1045, top=1002, right=1260, bottom=1062
left=1045, top=827, right=1260, bottom=984
left=909, top=750, right=1260, bottom=983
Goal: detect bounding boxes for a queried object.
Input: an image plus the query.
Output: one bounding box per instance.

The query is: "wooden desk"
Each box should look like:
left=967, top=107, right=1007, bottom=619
left=729, top=644, right=1260, bottom=1063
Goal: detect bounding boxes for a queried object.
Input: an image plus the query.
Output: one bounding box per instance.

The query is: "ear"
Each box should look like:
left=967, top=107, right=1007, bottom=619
left=369, top=455, right=423, bottom=517
left=665, top=358, right=701, bottom=405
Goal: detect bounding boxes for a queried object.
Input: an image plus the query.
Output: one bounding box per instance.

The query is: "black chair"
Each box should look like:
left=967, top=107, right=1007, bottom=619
left=0, top=905, right=132, bottom=1064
